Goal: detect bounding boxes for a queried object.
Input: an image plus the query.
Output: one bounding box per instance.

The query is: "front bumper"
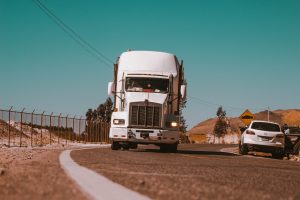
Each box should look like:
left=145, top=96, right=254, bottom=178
left=109, top=127, right=179, bottom=144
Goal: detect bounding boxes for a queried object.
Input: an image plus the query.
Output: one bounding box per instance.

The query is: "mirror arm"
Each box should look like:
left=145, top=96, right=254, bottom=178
left=168, top=96, right=180, bottom=104
left=115, top=92, right=125, bottom=102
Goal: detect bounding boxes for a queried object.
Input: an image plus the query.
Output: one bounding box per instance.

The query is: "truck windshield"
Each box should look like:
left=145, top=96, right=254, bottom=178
left=125, top=77, right=169, bottom=93
left=251, top=122, right=280, bottom=132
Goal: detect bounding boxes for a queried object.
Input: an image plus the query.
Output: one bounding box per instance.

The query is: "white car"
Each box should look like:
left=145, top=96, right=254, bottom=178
left=239, top=120, right=285, bottom=159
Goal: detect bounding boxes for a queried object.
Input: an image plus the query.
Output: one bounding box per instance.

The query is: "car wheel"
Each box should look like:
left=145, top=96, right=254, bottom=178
left=239, top=143, right=248, bottom=155
left=272, top=150, right=284, bottom=159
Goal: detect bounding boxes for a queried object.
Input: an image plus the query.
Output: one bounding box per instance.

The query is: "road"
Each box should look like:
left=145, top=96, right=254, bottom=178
left=71, top=144, right=300, bottom=200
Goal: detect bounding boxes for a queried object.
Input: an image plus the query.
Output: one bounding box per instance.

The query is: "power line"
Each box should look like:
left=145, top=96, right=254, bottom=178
left=187, top=95, right=264, bottom=112
left=32, top=0, right=113, bottom=68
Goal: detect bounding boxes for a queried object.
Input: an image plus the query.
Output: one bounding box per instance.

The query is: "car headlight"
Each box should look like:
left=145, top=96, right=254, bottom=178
left=113, top=119, right=125, bottom=125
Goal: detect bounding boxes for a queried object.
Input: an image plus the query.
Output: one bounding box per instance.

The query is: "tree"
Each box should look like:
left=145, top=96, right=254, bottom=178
left=179, top=98, right=187, bottom=132
left=104, top=98, right=113, bottom=122
left=86, top=109, right=93, bottom=121
left=86, top=97, right=113, bottom=122
left=213, top=106, right=228, bottom=142
left=85, top=97, right=113, bottom=142
left=216, top=106, right=226, bottom=119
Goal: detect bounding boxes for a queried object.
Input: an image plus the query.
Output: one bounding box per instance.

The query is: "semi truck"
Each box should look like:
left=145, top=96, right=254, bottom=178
left=107, top=50, right=186, bottom=152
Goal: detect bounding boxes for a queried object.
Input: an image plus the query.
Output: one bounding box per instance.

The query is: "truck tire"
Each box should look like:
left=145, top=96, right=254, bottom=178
left=169, top=144, right=178, bottom=153
left=239, top=143, right=248, bottom=155
left=129, top=143, right=138, bottom=149
left=111, top=141, right=121, bottom=150
left=122, top=144, right=130, bottom=151
left=160, top=144, right=177, bottom=153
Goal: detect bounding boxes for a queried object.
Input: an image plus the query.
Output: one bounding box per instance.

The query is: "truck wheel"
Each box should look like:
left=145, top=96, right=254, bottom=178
left=239, top=143, right=248, bottom=155
left=159, top=144, right=168, bottom=152
left=122, top=144, right=130, bottom=151
left=129, top=143, right=138, bottom=149
left=160, top=144, right=177, bottom=153
left=169, top=144, right=178, bottom=153
left=111, top=141, right=121, bottom=150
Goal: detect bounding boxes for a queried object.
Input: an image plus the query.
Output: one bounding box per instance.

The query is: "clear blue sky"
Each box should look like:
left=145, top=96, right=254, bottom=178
left=1, top=0, right=300, bottom=129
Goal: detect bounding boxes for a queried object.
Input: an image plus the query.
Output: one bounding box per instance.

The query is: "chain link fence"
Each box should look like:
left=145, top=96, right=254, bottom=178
left=0, top=107, right=110, bottom=147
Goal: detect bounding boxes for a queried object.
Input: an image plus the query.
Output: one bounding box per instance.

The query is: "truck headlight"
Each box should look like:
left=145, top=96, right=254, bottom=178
left=171, top=122, right=178, bottom=127
left=166, top=121, right=178, bottom=127
left=113, top=119, right=125, bottom=125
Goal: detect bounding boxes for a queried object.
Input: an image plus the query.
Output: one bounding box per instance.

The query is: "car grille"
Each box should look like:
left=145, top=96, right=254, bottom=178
left=129, top=102, right=162, bottom=128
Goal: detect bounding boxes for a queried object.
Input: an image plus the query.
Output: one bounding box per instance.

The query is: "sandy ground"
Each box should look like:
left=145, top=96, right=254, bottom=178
left=221, top=146, right=300, bottom=161
left=0, top=144, right=88, bottom=200
left=72, top=144, right=300, bottom=200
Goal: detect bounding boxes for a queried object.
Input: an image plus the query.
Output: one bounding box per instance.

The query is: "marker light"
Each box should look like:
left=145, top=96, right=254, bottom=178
left=113, top=119, right=125, bottom=125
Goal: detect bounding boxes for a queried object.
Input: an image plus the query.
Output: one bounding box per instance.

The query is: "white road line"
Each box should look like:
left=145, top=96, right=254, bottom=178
left=59, top=149, right=150, bottom=200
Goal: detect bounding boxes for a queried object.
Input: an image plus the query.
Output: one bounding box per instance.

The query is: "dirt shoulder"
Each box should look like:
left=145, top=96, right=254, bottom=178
left=0, top=145, right=87, bottom=200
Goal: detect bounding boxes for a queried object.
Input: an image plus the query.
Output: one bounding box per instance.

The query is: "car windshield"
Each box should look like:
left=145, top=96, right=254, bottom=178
left=251, top=122, right=280, bottom=132
left=125, top=77, right=169, bottom=93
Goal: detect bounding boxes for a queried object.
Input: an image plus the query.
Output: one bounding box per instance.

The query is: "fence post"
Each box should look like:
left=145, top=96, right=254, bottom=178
left=95, top=121, right=97, bottom=142
left=20, top=108, right=25, bottom=147
left=98, top=121, right=100, bottom=143
left=100, top=121, right=103, bottom=143
left=85, top=119, right=87, bottom=144
left=106, top=122, right=109, bottom=143
left=8, top=106, right=13, bottom=147
left=0, top=111, right=3, bottom=139
left=50, top=112, right=53, bottom=145
left=40, top=111, right=45, bottom=146
left=58, top=113, right=62, bottom=144
left=65, top=115, right=68, bottom=145
left=79, top=116, right=82, bottom=143
left=72, top=115, right=76, bottom=142
left=86, top=120, right=89, bottom=143
left=104, top=122, right=106, bottom=143
left=31, top=109, right=35, bottom=147
left=97, top=121, right=101, bottom=142
left=103, top=122, right=106, bottom=143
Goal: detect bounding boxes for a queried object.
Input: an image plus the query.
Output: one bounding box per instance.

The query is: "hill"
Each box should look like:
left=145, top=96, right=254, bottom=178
left=188, top=109, right=300, bottom=143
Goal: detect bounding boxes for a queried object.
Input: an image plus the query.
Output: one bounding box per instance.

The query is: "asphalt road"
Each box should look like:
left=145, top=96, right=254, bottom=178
left=71, top=144, right=300, bottom=200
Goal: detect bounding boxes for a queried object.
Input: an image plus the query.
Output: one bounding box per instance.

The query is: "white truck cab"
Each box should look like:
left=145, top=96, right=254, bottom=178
left=108, top=50, right=186, bottom=152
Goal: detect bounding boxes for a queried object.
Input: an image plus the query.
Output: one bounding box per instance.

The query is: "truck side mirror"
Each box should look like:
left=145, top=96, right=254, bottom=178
left=180, top=85, right=186, bottom=99
left=107, top=82, right=115, bottom=96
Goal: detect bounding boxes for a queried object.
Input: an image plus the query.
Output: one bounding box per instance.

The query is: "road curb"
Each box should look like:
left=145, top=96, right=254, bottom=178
left=59, top=149, right=150, bottom=200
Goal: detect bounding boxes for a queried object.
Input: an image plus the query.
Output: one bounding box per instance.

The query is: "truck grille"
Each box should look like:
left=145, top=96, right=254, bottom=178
left=129, top=102, right=162, bottom=128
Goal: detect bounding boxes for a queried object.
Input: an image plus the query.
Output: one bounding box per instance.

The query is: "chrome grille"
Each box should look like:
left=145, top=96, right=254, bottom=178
left=129, top=102, right=162, bottom=128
